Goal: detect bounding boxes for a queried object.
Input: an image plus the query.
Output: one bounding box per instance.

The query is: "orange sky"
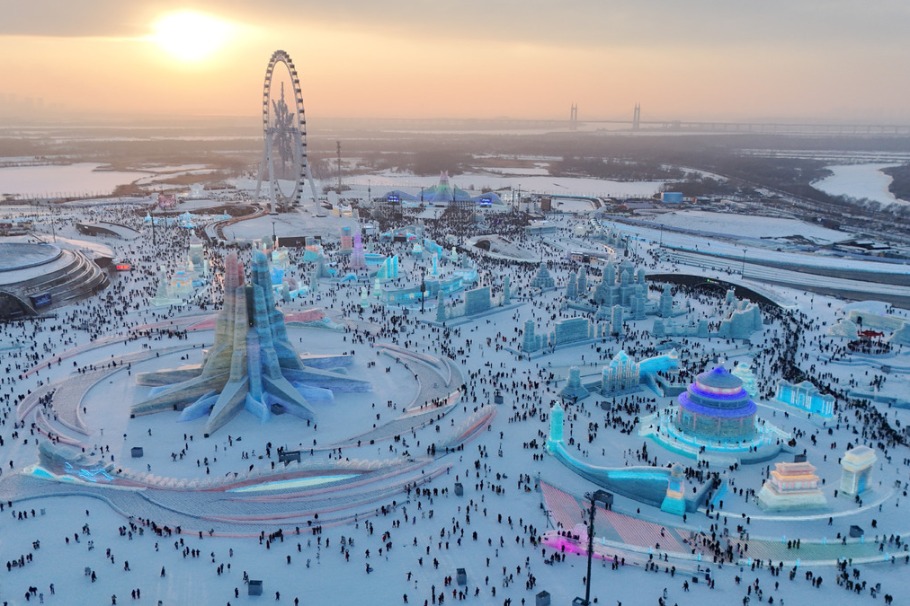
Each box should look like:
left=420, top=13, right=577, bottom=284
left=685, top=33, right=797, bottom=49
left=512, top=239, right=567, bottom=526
left=1, top=1, right=908, bottom=124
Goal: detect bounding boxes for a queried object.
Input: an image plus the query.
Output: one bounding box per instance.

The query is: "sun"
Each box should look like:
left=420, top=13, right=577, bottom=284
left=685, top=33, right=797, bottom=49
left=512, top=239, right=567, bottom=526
left=150, top=10, right=233, bottom=63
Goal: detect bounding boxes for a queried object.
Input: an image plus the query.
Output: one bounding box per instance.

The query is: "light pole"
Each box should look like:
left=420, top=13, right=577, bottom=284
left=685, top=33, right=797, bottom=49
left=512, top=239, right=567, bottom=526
left=420, top=277, right=427, bottom=313
left=581, top=489, right=612, bottom=605
left=272, top=220, right=277, bottom=248
left=741, top=248, right=747, bottom=278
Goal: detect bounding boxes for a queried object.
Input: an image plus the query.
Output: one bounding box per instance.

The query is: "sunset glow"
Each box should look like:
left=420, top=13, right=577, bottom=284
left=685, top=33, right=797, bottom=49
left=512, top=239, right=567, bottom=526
left=0, top=2, right=907, bottom=122
left=150, top=10, right=233, bottom=63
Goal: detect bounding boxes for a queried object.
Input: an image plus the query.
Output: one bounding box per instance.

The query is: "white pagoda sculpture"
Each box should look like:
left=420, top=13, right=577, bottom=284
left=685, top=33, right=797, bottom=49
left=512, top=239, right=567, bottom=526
left=757, top=461, right=827, bottom=511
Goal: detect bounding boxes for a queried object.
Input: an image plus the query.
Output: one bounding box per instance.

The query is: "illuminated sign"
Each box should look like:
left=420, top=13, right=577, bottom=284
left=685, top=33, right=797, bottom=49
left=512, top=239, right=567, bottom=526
left=115, top=263, right=132, bottom=271
left=30, top=293, right=52, bottom=308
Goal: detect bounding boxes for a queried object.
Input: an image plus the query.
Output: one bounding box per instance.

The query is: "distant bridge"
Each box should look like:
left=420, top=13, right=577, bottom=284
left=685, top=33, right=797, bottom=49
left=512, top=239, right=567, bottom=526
left=613, top=120, right=910, bottom=136
left=367, top=117, right=910, bottom=136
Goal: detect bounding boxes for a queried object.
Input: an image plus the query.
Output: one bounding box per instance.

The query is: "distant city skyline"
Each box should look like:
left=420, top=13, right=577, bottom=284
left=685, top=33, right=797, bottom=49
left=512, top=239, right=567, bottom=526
left=1, top=1, right=909, bottom=124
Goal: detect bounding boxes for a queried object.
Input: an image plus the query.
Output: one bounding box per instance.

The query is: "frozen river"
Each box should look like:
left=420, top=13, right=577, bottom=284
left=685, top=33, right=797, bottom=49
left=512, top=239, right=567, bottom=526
left=812, top=163, right=908, bottom=206
left=0, top=162, right=149, bottom=197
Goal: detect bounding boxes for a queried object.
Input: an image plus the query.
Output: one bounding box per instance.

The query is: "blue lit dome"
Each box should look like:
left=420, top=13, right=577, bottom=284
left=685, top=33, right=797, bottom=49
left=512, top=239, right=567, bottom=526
left=675, top=365, right=757, bottom=441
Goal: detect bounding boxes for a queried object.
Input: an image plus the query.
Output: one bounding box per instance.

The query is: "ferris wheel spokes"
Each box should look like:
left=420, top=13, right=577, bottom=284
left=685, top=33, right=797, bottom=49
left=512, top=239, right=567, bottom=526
left=255, top=50, right=317, bottom=214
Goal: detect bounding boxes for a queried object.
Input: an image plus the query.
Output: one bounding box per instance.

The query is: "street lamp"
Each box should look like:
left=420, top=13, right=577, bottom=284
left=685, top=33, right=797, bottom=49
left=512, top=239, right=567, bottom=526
left=420, top=277, right=427, bottom=313
left=741, top=248, right=747, bottom=278
left=579, top=489, right=612, bottom=606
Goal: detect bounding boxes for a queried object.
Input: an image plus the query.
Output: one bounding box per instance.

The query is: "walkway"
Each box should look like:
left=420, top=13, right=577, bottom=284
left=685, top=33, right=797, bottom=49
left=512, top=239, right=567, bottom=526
left=540, top=481, right=908, bottom=567
left=331, top=345, right=463, bottom=449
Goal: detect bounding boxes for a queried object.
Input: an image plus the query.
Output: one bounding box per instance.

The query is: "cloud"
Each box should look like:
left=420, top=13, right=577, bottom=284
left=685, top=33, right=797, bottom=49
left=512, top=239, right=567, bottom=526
left=236, top=0, right=910, bottom=53
left=0, top=1, right=145, bottom=37
left=2, top=0, right=908, bottom=55
left=0, top=1, right=908, bottom=121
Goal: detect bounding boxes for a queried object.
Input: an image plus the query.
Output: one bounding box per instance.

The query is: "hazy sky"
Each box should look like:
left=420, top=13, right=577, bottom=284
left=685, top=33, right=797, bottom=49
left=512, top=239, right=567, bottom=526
left=1, top=0, right=908, bottom=123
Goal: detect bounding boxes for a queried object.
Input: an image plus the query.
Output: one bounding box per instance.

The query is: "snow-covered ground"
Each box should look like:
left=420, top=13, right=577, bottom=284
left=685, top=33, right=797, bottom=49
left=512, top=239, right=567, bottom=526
left=812, top=164, right=908, bottom=206
left=343, top=171, right=664, bottom=199
left=476, top=167, right=552, bottom=177
left=1, top=191, right=909, bottom=606
left=639, top=210, right=850, bottom=243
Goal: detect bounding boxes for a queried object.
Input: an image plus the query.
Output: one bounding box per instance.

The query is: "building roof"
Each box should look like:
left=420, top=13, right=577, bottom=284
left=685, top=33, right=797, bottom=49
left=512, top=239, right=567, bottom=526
left=842, top=445, right=877, bottom=468
left=697, top=366, right=744, bottom=391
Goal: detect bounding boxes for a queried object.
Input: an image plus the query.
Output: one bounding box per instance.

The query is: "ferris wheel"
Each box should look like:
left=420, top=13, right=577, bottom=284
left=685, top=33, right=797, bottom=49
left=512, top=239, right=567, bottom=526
left=255, top=50, right=318, bottom=213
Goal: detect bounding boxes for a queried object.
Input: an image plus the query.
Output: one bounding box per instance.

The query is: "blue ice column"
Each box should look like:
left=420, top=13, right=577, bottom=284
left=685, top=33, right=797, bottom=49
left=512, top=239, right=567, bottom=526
left=547, top=401, right=565, bottom=452
left=378, top=257, right=391, bottom=279
left=251, top=251, right=303, bottom=371
left=660, top=464, right=687, bottom=516
left=245, top=329, right=270, bottom=421
left=247, top=332, right=263, bottom=400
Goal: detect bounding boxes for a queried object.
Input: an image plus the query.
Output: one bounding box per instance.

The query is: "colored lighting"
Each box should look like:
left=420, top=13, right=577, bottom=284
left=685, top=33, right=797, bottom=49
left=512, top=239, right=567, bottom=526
left=228, top=474, right=358, bottom=493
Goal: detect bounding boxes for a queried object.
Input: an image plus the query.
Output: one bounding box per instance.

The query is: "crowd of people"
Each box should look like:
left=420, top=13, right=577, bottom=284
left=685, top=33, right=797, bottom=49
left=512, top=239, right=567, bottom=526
left=0, top=202, right=907, bottom=605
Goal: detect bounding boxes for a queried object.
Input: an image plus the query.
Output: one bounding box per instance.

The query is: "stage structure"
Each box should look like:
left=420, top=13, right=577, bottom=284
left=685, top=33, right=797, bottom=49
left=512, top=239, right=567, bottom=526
left=255, top=50, right=319, bottom=213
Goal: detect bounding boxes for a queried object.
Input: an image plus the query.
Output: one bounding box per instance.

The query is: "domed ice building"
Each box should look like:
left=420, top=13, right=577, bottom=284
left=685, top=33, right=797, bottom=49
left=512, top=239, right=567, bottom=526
left=0, top=241, right=110, bottom=319
left=382, top=172, right=504, bottom=207
left=675, top=365, right=757, bottom=442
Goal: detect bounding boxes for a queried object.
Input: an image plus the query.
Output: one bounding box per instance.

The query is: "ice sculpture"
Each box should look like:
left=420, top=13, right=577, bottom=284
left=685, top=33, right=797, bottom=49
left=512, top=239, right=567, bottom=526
left=132, top=251, right=370, bottom=436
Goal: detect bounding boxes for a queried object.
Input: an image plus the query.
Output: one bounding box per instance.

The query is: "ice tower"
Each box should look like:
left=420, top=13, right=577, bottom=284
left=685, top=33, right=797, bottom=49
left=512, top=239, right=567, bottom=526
left=547, top=401, right=565, bottom=451
left=660, top=464, right=687, bottom=516
left=350, top=232, right=366, bottom=270
left=559, top=367, right=589, bottom=401
left=133, top=251, right=370, bottom=436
